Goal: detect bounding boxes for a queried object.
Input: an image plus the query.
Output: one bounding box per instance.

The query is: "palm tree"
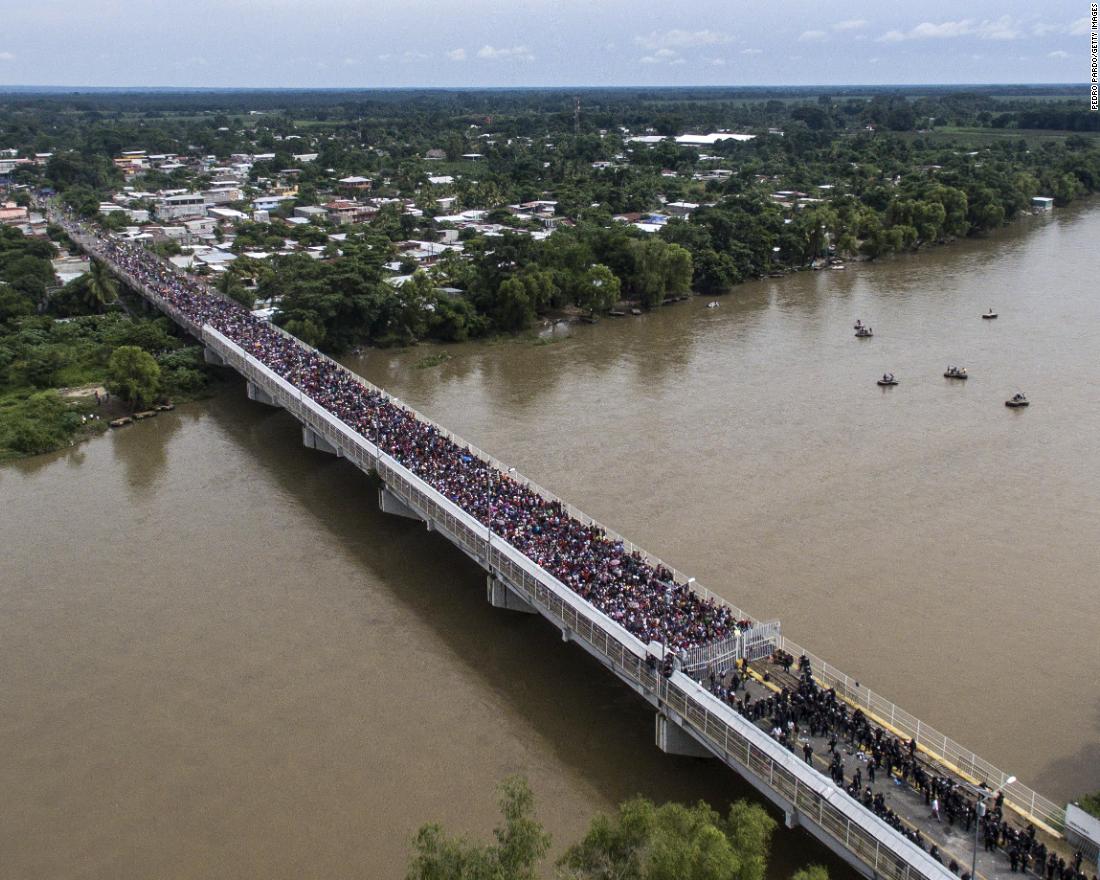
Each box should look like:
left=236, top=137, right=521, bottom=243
left=81, top=259, right=118, bottom=312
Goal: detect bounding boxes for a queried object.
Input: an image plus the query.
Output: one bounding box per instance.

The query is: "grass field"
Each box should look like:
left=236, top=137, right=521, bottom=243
left=900, top=126, right=1100, bottom=146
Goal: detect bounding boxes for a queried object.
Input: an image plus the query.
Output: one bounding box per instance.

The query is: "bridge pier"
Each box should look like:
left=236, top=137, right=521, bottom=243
left=378, top=486, right=424, bottom=521
left=302, top=425, right=342, bottom=457
left=486, top=575, right=536, bottom=614
left=655, top=713, right=712, bottom=758
left=246, top=380, right=280, bottom=408
left=203, top=347, right=226, bottom=366
left=785, top=809, right=799, bottom=830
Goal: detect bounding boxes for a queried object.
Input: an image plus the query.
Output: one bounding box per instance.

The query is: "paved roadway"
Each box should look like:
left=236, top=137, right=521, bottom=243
left=720, top=656, right=1080, bottom=880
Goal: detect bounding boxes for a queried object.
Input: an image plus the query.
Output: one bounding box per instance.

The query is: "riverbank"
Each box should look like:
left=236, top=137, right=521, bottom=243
left=0, top=311, right=223, bottom=461
left=3, top=198, right=1097, bottom=879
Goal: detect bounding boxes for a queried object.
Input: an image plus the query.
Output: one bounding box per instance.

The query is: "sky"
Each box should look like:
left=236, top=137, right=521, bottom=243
left=0, top=0, right=1093, bottom=89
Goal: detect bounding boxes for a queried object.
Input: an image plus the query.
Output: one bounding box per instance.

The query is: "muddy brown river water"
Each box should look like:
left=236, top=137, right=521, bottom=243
left=2, top=202, right=1098, bottom=878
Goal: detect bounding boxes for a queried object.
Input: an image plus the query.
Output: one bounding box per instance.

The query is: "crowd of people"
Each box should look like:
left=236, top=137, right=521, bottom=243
left=62, top=214, right=747, bottom=653
left=705, top=655, right=1094, bottom=880
left=60, top=213, right=1095, bottom=880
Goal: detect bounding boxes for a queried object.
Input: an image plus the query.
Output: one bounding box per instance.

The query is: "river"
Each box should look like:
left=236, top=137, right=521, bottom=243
left=2, top=202, right=1097, bottom=878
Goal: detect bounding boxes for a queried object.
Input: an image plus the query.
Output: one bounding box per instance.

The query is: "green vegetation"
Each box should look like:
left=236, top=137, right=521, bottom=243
left=0, top=226, right=217, bottom=459
left=414, top=352, right=451, bottom=369
left=106, top=345, right=160, bottom=409
left=4, top=85, right=1100, bottom=357
left=1079, top=792, right=1100, bottom=819
left=406, top=775, right=825, bottom=880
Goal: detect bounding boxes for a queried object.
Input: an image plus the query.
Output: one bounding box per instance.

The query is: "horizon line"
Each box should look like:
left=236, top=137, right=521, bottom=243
left=0, top=81, right=1090, bottom=94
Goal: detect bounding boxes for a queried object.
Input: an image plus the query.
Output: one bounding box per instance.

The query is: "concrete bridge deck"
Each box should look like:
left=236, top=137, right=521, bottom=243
left=58, top=216, right=1090, bottom=880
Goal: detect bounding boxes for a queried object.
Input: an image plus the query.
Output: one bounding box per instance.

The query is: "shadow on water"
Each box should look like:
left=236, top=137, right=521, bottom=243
left=109, top=411, right=184, bottom=500
left=201, top=383, right=853, bottom=879
left=1039, top=695, right=1100, bottom=807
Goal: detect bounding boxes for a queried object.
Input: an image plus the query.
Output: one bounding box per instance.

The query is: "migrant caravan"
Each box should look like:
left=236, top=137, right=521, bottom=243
left=65, top=217, right=748, bottom=656
left=65, top=213, right=963, bottom=880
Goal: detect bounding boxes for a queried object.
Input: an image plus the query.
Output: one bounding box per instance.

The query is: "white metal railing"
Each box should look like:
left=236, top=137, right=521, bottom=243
left=202, top=329, right=960, bottom=880
left=78, top=219, right=1065, bottom=838
left=778, top=635, right=1065, bottom=832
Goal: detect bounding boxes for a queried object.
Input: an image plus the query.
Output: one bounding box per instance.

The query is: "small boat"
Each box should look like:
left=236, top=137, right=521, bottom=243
left=109, top=417, right=132, bottom=428
left=580, top=314, right=599, bottom=324
left=768, top=272, right=785, bottom=278
left=853, top=320, right=864, bottom=330
left=608, top=309, right=626, bottom=317
left=706, top=301, right=720, bottom=309
left=828, top=264, right=846, bottom=270
left=155, top=402, right=176, bottom=411
left=630, top=308, right=642, bottom=316
left=855, top=327, right=874, bottom=338
left=877, top=374, right=899, bottom=387
left=944, top=367, right=968, bottom=379
left=1005, top=393, right=1029, bottom=408
left=133, top=410, right=158, bottom=420
left=982, top=309, right=998, bottom=319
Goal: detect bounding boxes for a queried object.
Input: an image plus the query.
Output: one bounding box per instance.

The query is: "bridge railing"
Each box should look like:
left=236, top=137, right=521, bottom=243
left=680, top=632, right=744, bottom=673
left=206, top=296, right=1066, bottom=836
left=82, top=222, right=1063, bottom=846
left=742, top=620, right=783, bottom=663
left=219, top=298, right=760, bottom=632
left=198, top=326, right=956, bottom=880
left=777, top=634, right=1065, bottom=833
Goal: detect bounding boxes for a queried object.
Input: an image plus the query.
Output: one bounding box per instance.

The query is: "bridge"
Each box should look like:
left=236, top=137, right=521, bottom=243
left=59, top=215, right=1093, bottom=880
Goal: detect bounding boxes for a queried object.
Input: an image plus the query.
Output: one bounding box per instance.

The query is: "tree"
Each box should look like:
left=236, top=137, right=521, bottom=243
left=406, top=776, right=550, bottom=880
left=792, top=866, right=830, bottom=880
left=574, top=264, right=621, bottom=314
left=82, top=260, right=119, bottom=312
left=626, top=239, right=694, bottom=309
left=559, top=797, right=778, bottom=880
left=216, top=269, right=255, bottom=309
left=107, top=345, right=161, bottom=409
left=490, top=276, right=537, bottom=332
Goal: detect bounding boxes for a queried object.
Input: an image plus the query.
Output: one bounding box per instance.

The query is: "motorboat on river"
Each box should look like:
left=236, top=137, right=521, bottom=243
left=982, top=308, right=998, bottom=319
left=877, top=373, right=899, bottom=386
left=944, top=366, right=968, bottom=379
left=855, top=326, right=874, bottom=338
left=706, top=301, right=720, bottom=309
left=1005, top=393, right=1030, bottom=407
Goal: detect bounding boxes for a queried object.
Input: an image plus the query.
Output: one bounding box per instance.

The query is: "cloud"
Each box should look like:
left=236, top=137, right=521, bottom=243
left=639, top=47, right=682, bottom=64
left=1068, top=16, right=1092, bottom=36
left=343, top=57, right=359, bottom=66
left=399, top=51, right=430, bottom=62
left=798, top=30, right=828, bottom=42
left=978, top=16, right=1022, bottom=39
left=740, top=48, right=762, bottom=55
left=833, top=19, right=867, bottom=31
left=709, top=58, right=726, bottom=66
left=446, top=48, right=466, bottom=61
left=476, top=44, right=534, bottom=61
left=1031, top=22, right=1061, bottom=36
left=635, top=29, right=732, bottom=50
left=0, top=51, right=15, bottom=61
left=1047, top=50, right=1069, bottom=59
left=878, top=17, right=1022, bottom=42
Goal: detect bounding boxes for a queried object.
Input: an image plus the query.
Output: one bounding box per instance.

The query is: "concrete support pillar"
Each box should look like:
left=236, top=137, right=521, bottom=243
left=785, top=809, right=799, bottom=829
left=302, top=425, right=341, bottom=457
left=246, top=380, right=279, bottom=408
left=378, top=486, right=423, bottom=521
left=203, top=347, right=226, bottom=366
left=486, top=575, right=536, bottom=614
left=655, top=713, right=712, bottom=758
